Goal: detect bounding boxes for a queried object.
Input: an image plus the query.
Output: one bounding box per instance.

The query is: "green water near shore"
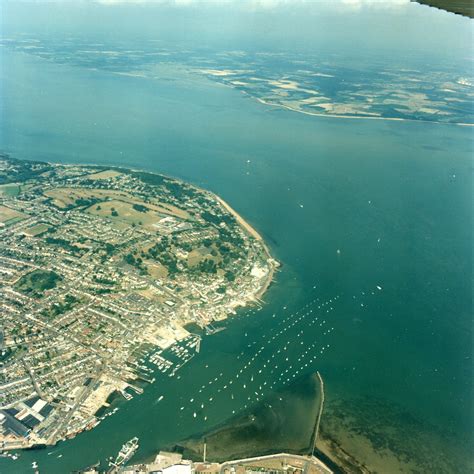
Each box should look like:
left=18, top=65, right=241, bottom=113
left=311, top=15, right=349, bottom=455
left=0, top=49, right=472, bottom=473
left=177, top=373, right=322, bottom=462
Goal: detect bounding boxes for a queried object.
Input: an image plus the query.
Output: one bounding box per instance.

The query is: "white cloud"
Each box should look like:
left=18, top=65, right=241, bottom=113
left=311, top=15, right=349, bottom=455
left=341, top=0, right=409, bottom=8
left=87, top=0, right=411, bottom=6
left=10, top=0, right=411, bottom=8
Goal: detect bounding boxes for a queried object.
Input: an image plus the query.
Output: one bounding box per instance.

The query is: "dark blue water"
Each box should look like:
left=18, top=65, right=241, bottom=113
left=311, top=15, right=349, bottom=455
left=0, top=48, right=472, bottom=473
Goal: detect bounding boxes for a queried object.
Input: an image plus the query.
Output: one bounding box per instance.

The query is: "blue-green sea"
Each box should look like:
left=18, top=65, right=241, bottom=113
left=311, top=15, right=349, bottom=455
left=0, top=48, right=472, bottom=473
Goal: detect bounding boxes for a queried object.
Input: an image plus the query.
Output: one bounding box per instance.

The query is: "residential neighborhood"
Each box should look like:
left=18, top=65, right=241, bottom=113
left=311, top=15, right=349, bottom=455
left=0, top=154, right=278, bottom=452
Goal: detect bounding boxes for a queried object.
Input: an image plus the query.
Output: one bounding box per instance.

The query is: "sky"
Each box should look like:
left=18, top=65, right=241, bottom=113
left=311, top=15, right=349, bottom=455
left=1, top=0, right=473, bottom=61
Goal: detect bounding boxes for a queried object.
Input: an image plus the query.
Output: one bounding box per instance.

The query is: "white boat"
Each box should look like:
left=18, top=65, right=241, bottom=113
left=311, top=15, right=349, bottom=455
left=109, top=437, right=139, bottom=468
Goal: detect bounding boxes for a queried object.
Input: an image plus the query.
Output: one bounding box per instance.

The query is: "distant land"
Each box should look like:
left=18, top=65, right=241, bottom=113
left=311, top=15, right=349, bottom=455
left=0, top=153, right=278, bottom=451
left=1, top=36, right=473, bottom=125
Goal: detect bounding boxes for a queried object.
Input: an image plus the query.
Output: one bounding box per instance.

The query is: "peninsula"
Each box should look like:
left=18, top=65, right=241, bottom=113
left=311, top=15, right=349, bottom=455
left=0, top=154, right=278, bottom=451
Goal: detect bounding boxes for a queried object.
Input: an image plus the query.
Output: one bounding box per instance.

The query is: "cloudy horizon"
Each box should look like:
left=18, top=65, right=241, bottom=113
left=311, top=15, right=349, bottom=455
left=1, top=0, right=472, bottom=61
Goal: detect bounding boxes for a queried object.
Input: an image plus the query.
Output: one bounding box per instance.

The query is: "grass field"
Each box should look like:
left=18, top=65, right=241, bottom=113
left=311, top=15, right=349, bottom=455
left=145, top=261, right=169, bottom=279
left=187, top=246, right=222, bottom=268
left=0, top=205, right=27, bottom=225
left=44, top=187, right=129, bottom=209
left=87, top=199, right=164, bottom=229
left=85, top=170, right=123, bottom=180
left=24, top=223, right=50, bottom=236
left=44, top=187, right=191, bottom=220
left=0, top=184, right=21, bottom=197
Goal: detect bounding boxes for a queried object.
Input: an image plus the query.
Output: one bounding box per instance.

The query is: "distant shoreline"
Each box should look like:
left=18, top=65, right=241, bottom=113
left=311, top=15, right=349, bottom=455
left=248, top=95, right=474, bottom=127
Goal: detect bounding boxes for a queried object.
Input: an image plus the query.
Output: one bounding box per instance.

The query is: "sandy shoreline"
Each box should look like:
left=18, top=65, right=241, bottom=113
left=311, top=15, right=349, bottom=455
left=254, top=97, right=474, bottom=126
left=214, top=194, right=264, bottom=241
left=213, top=193, right=278, bottom=302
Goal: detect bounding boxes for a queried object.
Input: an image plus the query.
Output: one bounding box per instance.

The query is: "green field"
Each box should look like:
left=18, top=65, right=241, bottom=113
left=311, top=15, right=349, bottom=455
left=0, top=205, right=27, bottom=225
left=24, top=223, right=50, bottom=236
left=0, top=183, right=21, bottom=196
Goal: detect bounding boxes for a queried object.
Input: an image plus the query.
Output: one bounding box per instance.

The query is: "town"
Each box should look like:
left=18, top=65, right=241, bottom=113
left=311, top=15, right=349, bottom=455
left=0, top=154, right=278, bottom=451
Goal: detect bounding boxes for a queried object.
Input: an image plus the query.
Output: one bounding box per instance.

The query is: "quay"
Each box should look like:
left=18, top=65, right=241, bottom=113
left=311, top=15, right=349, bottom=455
left=85, top=450, right=333, bottom=474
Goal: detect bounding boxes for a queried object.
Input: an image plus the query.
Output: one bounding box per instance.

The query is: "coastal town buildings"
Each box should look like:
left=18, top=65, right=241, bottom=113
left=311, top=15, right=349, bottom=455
left=0, top=154, right=278, bottom=451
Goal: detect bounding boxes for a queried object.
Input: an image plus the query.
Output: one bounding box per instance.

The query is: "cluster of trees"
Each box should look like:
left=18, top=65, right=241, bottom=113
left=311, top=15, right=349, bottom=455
left=72, top=197, right=99, bottom=208
left=93, top=275, right=115, bottom=286
left=58, top=196, right=101, bottom=211
left=147, top=236, right=170, bottom=258
left=218, top=227, right=244, bottom=251
left=41, top=294, right=79, bottom=318
left=0, top=154, right=52, bottom=185
left=130, top=170, right=166, bottom=186
left=196, top=258, right=217, bottom=274
left=201, top=211, right=234, bottom=226
left=128, top=236, right=178, bottom=276
left=121, top=228, right=243, bottom=281
left=163, top=180, right=196, bottom=199
left=15, top=269, right=62, bottom=297
left=104, top=243, right=116, bottom=255
left=124, top=253, right=140, bottom=266
left=224, top=270, right=236, bottom=282
left=132, top=203, right=148, bottom=213
left=159, top=252, right=179, bottom=275
left=124, top=253, right=149, bottom=275
left=45, top=236, right=82, bottom=255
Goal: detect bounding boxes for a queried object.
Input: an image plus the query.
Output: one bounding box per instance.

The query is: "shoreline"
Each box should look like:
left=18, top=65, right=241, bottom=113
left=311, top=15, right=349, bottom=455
left=213, top=193, right=279, bottom=302
left=245, top=93, right=474, bottom=127
left=0, top=158, right=279, bottom=453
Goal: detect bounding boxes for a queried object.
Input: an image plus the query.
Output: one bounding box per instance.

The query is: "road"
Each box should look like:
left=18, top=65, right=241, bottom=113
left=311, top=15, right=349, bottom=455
left=219, top=453, right=333, bottom=474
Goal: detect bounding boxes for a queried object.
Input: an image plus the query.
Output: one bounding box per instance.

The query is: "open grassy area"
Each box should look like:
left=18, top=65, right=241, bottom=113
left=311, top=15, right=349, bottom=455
left=85, top=169, right=123, bottom=180
left=87, top=199, right=164, bottom=229
left=24, top=223, right=50, bottom=237
left=187, top=245, right=222, bottom=268
left=144, top=261, right=169, bottom=279
left=0, top=184, right=21, bottom=197
left=14, top=269, right=62, bottom=297
left=44, top=187, right=127, bottom=209
left=0, top=205, right=27, bottom=225
left=44, top=187, right=191, bottom=220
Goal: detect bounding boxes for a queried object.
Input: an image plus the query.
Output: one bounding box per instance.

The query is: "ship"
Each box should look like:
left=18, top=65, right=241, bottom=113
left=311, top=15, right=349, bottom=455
left=109, top=437, right=139, bottom=470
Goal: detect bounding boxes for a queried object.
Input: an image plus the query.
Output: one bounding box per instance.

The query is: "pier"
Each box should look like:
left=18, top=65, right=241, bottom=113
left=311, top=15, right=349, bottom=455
left=310, top=371, right=325, bottom=458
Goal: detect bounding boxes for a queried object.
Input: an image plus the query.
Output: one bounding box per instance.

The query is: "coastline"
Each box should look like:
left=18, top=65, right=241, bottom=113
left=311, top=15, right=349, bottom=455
left=214, top=195, right=264, bottom=242
left=248, top=94, right=474, bottom=127
left=0, top=158, right=279, bottom=452
left=213, top=193, right=279, bottom=302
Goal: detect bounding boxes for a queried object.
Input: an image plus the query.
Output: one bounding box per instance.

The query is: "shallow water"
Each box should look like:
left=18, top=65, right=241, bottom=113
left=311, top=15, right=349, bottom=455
left=0, top=48, right=472, bottom=473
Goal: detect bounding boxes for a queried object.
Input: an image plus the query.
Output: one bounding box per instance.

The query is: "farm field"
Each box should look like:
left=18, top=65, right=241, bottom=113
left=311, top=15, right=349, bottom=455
left=0, top=205, right=27, bottom=225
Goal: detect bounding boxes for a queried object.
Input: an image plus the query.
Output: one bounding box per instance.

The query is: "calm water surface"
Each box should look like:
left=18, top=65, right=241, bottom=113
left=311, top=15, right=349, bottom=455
left=0, top=49, right=472, bottom=473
